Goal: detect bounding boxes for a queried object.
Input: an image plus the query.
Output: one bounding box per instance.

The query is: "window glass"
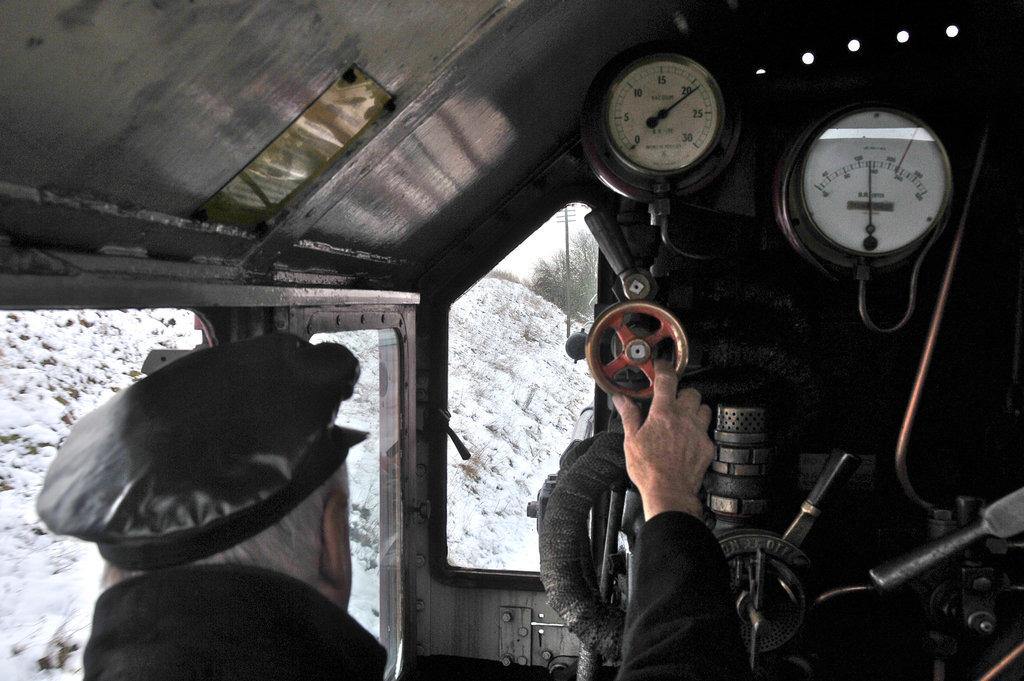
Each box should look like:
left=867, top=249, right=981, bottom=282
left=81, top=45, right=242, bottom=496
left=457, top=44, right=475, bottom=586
left=446, top=204, right=597, bottom=570
left=1, top=309, right=203, bottom=680
left=311, top=329, right=403, bottom=679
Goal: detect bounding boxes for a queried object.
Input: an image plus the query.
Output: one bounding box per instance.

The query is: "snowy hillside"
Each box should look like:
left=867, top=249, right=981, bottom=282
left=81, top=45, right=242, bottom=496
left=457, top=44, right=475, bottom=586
left=447, top=277, right=593, bottom=570
left=1, top=277, right=595, bottom=679
left=1, top=310, right=202, bottom=681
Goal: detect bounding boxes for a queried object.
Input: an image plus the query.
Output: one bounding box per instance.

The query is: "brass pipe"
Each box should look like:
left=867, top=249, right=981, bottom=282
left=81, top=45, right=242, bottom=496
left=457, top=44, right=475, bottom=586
left=975, top=637, right=1024, bottom=681
left=811, top=584, right=875, bottom=609
left=895, top=126, right=989, bottom=509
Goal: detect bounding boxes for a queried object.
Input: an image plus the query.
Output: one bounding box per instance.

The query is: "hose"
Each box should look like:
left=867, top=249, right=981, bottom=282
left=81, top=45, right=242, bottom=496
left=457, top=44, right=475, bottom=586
left=539, top=431, right=628, bottom=664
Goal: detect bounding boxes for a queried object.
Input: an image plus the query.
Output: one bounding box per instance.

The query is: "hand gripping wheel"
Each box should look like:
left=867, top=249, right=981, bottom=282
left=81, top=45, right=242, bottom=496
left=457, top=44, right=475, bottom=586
left=585, top=301, right=689, bottom=399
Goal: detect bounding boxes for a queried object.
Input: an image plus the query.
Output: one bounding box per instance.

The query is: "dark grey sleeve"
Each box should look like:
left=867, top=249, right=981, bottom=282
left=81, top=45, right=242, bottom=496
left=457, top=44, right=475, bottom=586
left=617, top=511, right=753, bottom=681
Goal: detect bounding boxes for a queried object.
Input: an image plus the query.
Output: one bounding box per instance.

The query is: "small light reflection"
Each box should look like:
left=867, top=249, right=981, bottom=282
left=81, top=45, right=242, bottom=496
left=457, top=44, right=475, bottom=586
left=897, top=30, right=910, bottom=43
left=802, top=52, right=815, bottom=65
left=755, top=68, right=766, bottom=75
left=848, top=39, right=861, bottom=52
left=946, top=25, right=959, bottom=38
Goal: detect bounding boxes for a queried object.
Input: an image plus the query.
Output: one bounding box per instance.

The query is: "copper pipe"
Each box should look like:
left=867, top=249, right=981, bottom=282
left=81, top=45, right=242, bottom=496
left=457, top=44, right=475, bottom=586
left=895, top=126, right=989, bottom=509
left=975, top=637, right=1024, bottom=681
left=811, top=584, right=875, bottom=609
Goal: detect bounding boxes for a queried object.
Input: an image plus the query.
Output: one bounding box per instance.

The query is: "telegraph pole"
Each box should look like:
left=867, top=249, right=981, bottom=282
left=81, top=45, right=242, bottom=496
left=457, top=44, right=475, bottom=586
left=563, top=205, right=573, bottom=338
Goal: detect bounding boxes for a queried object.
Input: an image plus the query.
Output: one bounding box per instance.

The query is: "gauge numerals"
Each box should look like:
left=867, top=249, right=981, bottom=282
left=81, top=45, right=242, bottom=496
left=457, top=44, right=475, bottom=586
left=581, top=47, right=737, bottom=200
left=606, top=57, right=723, bottom=173
left=777, top=107, right=953, bottom=272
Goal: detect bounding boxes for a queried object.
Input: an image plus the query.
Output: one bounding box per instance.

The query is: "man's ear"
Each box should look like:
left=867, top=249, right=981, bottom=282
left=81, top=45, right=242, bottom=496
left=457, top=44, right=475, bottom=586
left=320, top=487, right=352, bottom=610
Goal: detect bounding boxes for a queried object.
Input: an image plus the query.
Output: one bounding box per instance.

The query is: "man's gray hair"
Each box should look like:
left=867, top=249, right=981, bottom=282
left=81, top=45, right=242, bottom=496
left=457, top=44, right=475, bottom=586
left=101, top=464, right=347, bottom=591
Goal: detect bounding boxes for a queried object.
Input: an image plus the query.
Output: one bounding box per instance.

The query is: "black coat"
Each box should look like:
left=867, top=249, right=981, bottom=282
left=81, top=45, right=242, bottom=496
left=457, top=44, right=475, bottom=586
left=619, top=512, right=754, bottom=681
left=85, top=565, right=386, bottom=681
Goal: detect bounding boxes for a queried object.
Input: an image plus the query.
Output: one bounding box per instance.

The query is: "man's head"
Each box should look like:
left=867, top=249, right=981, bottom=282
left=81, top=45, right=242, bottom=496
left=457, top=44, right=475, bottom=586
left=38, top=333, right=363, bottom=605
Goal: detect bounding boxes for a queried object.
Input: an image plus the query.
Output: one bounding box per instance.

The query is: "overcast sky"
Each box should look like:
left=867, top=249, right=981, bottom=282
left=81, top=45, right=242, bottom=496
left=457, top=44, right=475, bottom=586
left=496, top=203, right=592, bottom=278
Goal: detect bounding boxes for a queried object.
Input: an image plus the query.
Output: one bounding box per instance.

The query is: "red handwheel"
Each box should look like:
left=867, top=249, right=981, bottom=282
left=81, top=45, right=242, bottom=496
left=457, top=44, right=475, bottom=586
left=585, top=301, right=689, bottom=399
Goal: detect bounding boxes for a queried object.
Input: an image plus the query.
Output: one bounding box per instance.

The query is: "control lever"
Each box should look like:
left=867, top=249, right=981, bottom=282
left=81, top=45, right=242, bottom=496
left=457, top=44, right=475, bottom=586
left=782, top=450, right=861, bottom=548
left=438, top=408, right=472, bottom=460
left=584, top=210, right=656, bottom=300
left=870, top=485, right=1024, bottom=592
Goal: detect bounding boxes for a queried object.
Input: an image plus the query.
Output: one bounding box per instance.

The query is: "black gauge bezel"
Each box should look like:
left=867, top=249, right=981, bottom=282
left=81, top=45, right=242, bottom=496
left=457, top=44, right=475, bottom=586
left=774, top=104, right=954, bottom=275
left=581, top=43, right=741, bottom=201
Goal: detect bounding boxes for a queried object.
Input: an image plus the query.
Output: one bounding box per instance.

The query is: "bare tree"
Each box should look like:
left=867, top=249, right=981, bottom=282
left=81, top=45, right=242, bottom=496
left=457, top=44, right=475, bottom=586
left=528, top=231, right=598, bottom=324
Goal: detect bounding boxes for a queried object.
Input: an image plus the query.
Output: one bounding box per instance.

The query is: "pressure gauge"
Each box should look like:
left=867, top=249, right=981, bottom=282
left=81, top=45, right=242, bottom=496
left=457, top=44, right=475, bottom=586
left=776, top=106, right=953, bottom=273
left=582, top=46, right=739, bottom=201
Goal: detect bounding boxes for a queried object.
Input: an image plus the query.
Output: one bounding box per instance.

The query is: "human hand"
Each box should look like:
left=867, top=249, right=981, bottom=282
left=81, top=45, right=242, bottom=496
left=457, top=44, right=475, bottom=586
left=612, top=361, right=713, bottom=520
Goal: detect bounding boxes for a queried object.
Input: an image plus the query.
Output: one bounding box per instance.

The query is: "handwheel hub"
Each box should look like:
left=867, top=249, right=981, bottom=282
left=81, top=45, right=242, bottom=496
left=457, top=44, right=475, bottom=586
left=625, top=339, right=651, bottom=363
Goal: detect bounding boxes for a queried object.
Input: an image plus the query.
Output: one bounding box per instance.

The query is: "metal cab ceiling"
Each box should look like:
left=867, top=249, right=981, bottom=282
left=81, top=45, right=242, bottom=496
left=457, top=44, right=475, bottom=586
left=1, top=1, right=1019, bottom=305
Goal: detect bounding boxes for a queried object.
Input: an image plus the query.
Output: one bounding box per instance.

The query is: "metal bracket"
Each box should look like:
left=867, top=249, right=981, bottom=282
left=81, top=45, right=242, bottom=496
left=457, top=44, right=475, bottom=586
left=499, top=606, right=533, bottom=667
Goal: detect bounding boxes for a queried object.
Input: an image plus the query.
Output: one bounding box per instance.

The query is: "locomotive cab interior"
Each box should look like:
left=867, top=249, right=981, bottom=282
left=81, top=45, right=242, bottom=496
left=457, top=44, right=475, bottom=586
left=3, top=2, right=1024, bottom=680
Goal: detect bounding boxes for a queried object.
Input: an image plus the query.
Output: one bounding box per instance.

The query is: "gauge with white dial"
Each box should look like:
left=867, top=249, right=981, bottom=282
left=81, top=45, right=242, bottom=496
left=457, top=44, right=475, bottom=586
left=581, top=46, right=737, bottom=200
left=605, top=54, right=725, bottom=174
left=777, top=107, right=953, bottom=271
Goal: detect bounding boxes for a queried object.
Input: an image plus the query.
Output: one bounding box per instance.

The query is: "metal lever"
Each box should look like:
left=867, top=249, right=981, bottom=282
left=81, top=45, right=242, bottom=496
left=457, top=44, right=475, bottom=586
left=870, top=485, right=1024, bottom=592
left=439, top=408, right=472, bottom=460
left=782, top=449, right=861, bottom=548
left=584, top=209, right=655, bottom=300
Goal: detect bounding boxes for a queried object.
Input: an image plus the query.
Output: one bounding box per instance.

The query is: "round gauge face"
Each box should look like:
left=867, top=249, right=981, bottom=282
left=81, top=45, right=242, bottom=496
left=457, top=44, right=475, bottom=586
left=605, top=54, right=725, bottom=174
left=800, top=109, right=952, bottom=256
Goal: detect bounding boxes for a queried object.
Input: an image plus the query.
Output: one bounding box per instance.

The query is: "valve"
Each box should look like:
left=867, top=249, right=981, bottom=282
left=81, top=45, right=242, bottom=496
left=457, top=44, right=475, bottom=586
left=584, top=301, right=688, bottom=399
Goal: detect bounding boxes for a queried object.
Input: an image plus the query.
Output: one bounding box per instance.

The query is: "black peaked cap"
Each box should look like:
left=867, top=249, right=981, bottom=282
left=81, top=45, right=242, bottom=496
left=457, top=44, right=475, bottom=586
left=37, top=333, right=366, bottom=570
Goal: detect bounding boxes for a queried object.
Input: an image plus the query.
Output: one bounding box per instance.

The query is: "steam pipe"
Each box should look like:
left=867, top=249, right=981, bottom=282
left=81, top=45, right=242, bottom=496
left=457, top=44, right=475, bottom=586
left=895, top=125, right=989, bottom=509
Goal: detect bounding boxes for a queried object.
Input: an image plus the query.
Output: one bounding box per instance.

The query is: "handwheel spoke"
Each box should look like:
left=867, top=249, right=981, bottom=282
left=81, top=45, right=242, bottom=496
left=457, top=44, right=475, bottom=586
left=638, top=360, right=657, bottom=386
left=604, top=355, right=630, bottom=376
left=614, top=323, right=639, bottom=346
left=645, top=320, right=671, bottom=346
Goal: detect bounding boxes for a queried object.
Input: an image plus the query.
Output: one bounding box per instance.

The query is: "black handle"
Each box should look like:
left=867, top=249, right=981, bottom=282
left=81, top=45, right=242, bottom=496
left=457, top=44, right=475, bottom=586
left=584, top=209, right=635, bottom=278
left=870, top=521, right=986, bottom=591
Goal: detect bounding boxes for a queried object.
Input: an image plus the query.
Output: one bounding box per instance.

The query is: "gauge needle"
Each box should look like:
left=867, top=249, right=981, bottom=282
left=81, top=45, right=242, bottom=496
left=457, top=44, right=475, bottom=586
left=867, top=163, right=873, bottom=232
left=646, top=85, right=700, bottom=129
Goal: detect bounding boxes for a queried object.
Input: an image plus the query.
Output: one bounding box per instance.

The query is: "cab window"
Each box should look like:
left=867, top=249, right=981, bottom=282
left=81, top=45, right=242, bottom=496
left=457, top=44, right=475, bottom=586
left=446, top=204, right=597, bottom=571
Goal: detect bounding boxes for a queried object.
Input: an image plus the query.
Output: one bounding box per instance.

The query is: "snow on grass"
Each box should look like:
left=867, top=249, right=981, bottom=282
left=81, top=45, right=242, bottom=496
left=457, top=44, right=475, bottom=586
left=1, top=309, right=201, bottom=681
left=446, top=277, right=593, bottom=570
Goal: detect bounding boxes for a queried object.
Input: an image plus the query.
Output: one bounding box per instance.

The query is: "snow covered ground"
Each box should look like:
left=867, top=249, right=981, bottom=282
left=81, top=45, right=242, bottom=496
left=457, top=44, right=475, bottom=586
left=1, top=277, right=593, bottom=679
left=447, top=277, right=593, bottom=570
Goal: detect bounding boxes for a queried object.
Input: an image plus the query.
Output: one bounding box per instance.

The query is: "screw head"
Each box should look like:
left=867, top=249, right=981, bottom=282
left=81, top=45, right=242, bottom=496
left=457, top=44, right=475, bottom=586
left=541, top=650, right=553, bottom=661
left=517, top=656, right=528, bottom=666
left=501, top=611, right=513, bottom=623
left=501, top=655, right=513, bottom=667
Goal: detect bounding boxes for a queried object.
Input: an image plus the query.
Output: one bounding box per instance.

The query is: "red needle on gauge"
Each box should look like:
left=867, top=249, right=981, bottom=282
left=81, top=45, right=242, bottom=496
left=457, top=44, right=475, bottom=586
left=646, top=85, right=700, bottom=129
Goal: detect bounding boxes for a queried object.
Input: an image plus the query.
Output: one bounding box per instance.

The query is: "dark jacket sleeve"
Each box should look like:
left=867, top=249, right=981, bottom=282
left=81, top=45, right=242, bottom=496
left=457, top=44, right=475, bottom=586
left=617, top=511, right=753, bottom=681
